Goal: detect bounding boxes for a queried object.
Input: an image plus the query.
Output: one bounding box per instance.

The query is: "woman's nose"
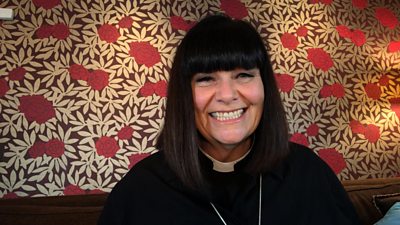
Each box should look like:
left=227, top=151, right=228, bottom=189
left=215, top=80, right=238, bottom=103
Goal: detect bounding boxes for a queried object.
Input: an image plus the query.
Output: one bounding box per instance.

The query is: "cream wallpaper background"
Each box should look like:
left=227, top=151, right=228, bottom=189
left=0, top=0, right=399, bottom=198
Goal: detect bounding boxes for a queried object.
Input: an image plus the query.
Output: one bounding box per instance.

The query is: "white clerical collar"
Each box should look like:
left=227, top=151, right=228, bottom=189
left=200, top=148, right=251, bottom=173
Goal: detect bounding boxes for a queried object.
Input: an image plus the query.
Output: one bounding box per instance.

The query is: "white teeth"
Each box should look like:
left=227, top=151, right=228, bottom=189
left=211, top=109, right=244, bottom=121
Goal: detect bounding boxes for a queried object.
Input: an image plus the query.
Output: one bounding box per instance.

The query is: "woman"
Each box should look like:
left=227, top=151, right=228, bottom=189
left=98, top=14, right=361, bottom=225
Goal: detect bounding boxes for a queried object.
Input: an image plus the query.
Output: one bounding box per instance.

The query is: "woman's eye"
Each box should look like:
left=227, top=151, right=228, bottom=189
left=236, top=73, right=254, bottom=82
left=196, top=76, right=212, bottom=82
left=194, top=76, right=214, bottom=86
left=237, top=73, right=253, bottom=78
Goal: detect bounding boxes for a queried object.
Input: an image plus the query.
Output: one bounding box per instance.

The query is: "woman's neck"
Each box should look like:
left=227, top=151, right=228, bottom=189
left=199, top=138, right=252, bottom=162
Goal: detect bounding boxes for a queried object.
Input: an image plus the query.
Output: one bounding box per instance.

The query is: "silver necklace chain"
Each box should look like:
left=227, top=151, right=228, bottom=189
left=210, top=174, right=262, bottom=225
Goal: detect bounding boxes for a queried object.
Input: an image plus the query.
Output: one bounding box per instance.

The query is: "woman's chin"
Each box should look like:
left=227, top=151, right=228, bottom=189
left=214, top=136, right=251, bottom=150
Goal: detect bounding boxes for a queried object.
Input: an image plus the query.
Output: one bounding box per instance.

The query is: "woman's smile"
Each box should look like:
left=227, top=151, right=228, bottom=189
left=210, top=108, right=245, bottom=121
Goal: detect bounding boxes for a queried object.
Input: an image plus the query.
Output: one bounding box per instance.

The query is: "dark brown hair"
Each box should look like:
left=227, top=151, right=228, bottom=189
left=157, top=14, right=290, bottom=190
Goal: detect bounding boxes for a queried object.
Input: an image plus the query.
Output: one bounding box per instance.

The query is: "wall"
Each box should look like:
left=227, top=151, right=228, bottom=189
left=0, top=0, right=399, bottom=198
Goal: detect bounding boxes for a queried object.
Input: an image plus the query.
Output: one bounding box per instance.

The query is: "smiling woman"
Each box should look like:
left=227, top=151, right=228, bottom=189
left=157, top=14, right=291, bottom=190
left=98, top=14, right=362, bottom=225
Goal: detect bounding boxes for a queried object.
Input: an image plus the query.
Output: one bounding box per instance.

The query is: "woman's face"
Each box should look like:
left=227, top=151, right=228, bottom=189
left=192, top=68, right=264, bottom=158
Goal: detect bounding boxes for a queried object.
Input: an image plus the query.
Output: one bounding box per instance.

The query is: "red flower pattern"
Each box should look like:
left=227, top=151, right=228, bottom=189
left=307, top=48, right=333, bottom=71
left=35, top=23, right=69, bottom=40
left=364, top=83, right=381, bottom=100
left=375, top=8, right=398, bottom=30
left=389, top=98, right=400, bottom=119
left=8, top=67, right=26, bottom=81
left=289, top=133, right=309, bottom=147
left=63, top=184, right=86, bottom=196
left=0, top=78, right=9, bottom=97
left=139, top=82, right=154, bottom=97
left=88, top=189, right=104, bottom=195
left=220, top=0, right=248, bottom=19
left=306, top=123, right=319, bottom=137
left=296, top=26, right=308, bottom=37
left=320, top=83, right=344, bottom=98
left=349, top=120, right=380, bottom=142
left=309, top=0, right=332, bottom=5
left=350, top=29, right=366, bottom=46
left=68, top=64, right=89, bottom=81
left=379, top=75, right=390, bottom=86
left=331, top=83, right=345, bottom=98
left=0, top=0, right=399, bottom=199
left=32, top=0, right=61, bottom=9
left=117, top=126, right=134, bottom=140
left=336, top=25, right=352, bottom=38
left=128, top=153, right=151, bottom=169
left=129, top=42, right=161, bottom=67
left=170, top=16, right=193, bottom=31
left=35, top=24, right=54, bottom=39
left=352, top=0, right=368, bottom=9
left=275, top=74, right=295, bottom=93
left=337, top=25, right=366, bottom=46
left=98, top=24, right=120, bottom=43
left=388, top=41, right=400, bottom=53
left=318, top=148, right=347, bottom=174
left=364, top=124, right=380, bottom=143
left=3, top=192, right=18, bottom=199
left=118, top=16, right=133, bottom=29
left=280, top=33, right=299, bottom=50
left=87, top=70, right=109, bottom=91
left=28, top=141, right=46, bottom=158
left=139, top=80, right=167, bottom=97
left=153, top=80, right=168, bottom=97
left=350, top=120, right=365, bottom=134
left=320, top=85, right=332, bottom=98
left=45, top=139, right=65, bottom=158
left=19, top=95, right=55, bottom=124
left=52, top=23, right=70, bottom=40
left=95, top=136, right=119, bottom=158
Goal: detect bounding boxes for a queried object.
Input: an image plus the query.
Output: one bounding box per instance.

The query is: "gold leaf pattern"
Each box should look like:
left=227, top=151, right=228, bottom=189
left=0, top=0, right=399, bottom=198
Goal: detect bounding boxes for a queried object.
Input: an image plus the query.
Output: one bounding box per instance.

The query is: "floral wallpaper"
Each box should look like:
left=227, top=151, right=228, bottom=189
left=0, top=0, right=399, bottom=198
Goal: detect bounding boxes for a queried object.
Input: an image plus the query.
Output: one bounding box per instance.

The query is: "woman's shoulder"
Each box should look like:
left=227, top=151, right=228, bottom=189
left=110, top=151, right=175, bottom=192
left=131, top=150, right=164, bottom=170
left=285, top=142, right=333, bottom=175
left=288, top=142, right=322, bottom=162
left=98, top=151, right=179, bottom=225
left=127, top=151, right=172, bottom=176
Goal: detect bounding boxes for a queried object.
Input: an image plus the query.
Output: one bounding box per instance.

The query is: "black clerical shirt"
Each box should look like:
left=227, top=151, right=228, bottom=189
left=98, top=143, right=362, bottom=225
